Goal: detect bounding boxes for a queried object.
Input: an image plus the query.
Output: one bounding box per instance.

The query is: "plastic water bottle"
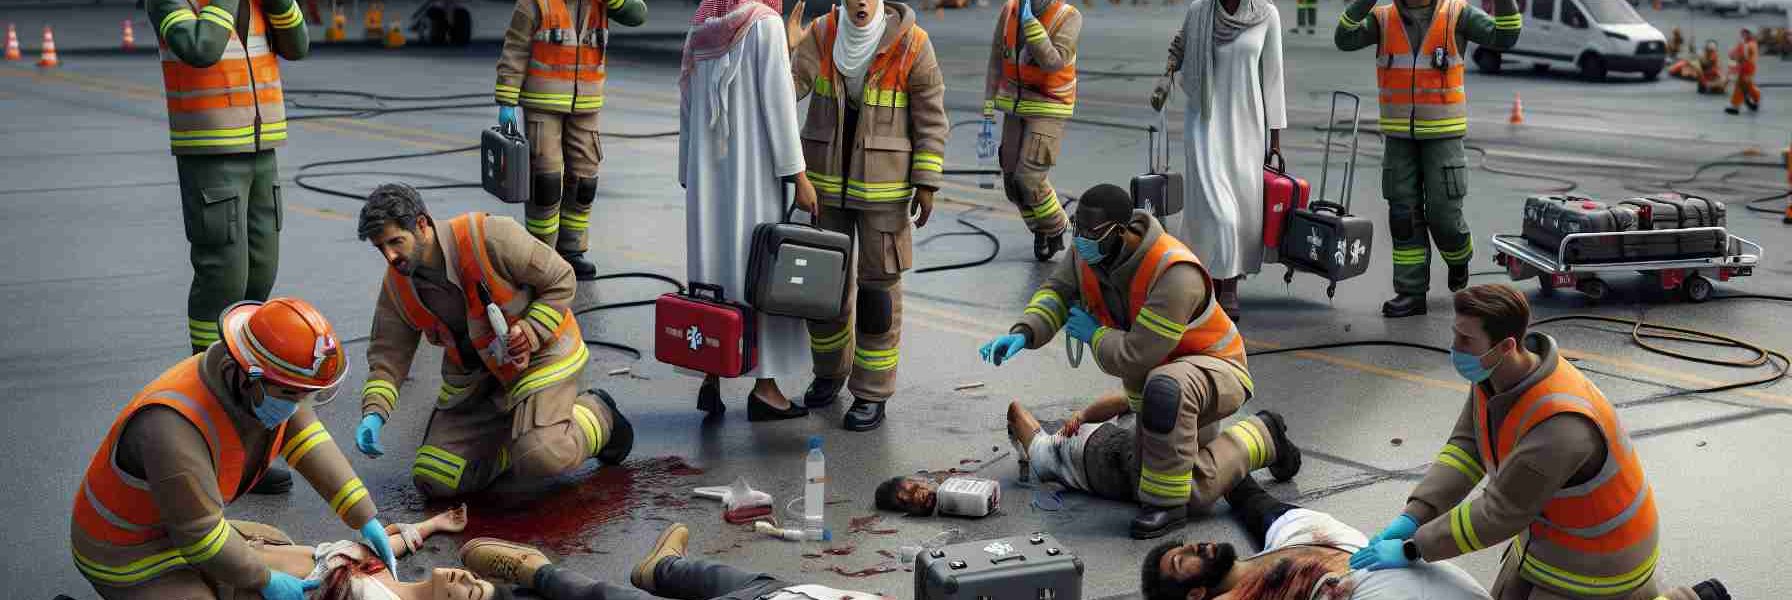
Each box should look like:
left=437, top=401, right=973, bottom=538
left=977, top=118, right=998, bottom=189
left=804, top=436, right=827, bottom=541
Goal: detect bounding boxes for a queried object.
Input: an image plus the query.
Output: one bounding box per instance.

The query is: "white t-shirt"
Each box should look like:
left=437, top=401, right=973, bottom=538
left=1260, top=509, right=1492, bottom=600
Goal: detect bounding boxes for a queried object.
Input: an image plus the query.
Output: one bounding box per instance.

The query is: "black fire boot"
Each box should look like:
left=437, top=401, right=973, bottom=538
left=1381, top=294, right=1428, bottom=318
left=1130, top=505, right=1189, bottom=540
left=1448, top=263, right=1470, bottom=292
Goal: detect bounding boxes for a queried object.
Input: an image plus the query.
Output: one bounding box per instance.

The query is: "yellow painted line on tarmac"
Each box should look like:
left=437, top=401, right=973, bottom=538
left=1562, top=349, right=1792, bottom=407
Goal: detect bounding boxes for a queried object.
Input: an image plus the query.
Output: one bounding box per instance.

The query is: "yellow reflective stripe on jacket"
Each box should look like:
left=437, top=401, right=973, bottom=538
left=169, top=121, right=289, bottom=148
left=362, top=380, right=399, bottom=406
left=862, top=88, right=908, bottom=108
left=159, top=9, right=198, bottom=36
left=1493, top=13, right=1523, bottom=30
left=807, top=171, right=843, bottom=194
left=281, top=421, right=331, bottom=467
left=72, top=519, right=232, bottom=585
left=1449, top=499, right=1487, bottom=554
left=1091, top=326, right=1113, bottom=354
left=495, top=84, right=521, bottom=104
left=1139, top=467, right=1193, bottom=500
left=810, top=328, right=850, bottom=353
left=328, top=478, right=369, bottom=519
left=991, top=96, right=1075, bottom=117
left=605, top=0, right=625, bottom=8
left=844, top=180, right=914, bottom=202
left=509, top=341, right=590, bottom=399
left=1515, top=535, right=1659, bottom=596
left=198, top=4, right=235, bottom=29
left=1026, top=289, right=1068, bottom=331
left=813, top=76, right=834, bottom=98
left=1134, top=307, right=1187, bottom=341
left=413, top=445, right=467, bottom=490
left=1436, top=443, right=1485, bottom=482
left=853, top=347, right=900, bottom=371
left=267, top=2, right=305, bottom=29
left=912, top=151, right=944, bottom=173
left=527, top=302, right=565, bottom=333
left=436, top=381, right=469, bottom=406
left=1339, top=12, right=1366, bottom=29
left=1379, top=116, right=1468, bottom=136
left=518, top=91, right=605, bottom=110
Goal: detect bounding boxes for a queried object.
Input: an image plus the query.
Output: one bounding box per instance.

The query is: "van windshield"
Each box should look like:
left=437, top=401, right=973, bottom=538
left=1579, top=0, right=1645, bottom=24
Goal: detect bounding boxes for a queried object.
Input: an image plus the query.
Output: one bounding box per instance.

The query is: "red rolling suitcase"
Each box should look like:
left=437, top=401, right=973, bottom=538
left=1261, top=148, right=1310, bottom=254
left=654, top=283, right=757, bottom=377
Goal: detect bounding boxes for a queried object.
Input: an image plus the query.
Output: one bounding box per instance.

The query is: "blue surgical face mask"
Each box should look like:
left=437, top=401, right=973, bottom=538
left=1073, top=236, right=1106, bottom=264
left=253, top=384, right=301, bottom=429
left=1450, top=344, right=1505, bottom=383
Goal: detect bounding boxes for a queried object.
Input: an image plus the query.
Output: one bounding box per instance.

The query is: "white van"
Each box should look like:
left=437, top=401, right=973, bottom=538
left=1471, top=0, right=1669, bottom=80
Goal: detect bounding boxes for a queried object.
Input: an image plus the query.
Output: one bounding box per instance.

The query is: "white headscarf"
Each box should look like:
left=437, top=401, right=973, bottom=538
left=832, top=0, right=885, bottom=97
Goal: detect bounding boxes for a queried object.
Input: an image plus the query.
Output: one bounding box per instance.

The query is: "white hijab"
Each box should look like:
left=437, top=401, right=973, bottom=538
left=832, top=0, right=885, bottom=96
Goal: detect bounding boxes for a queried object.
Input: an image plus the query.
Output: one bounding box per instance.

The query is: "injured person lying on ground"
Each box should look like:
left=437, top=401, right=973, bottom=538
left=252, top=504, right=505, bottom=600
left=458, top=523, right=892, bottom=600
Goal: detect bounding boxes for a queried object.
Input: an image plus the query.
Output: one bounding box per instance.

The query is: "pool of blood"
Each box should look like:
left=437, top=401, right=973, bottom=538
left=436, top=456, right=704, bottom=554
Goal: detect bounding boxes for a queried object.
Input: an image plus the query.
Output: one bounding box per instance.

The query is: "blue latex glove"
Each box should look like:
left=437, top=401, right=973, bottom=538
left=355, top=414, right=385, bottom=458
left=360, top=518, right=401, bottom=578
left=1065, top=307, right=1100, bottom=345
left=1367, top=514, right=1419, bottom=545
left=259, top=571, right=320, bottom=600
left=1349, top=539, right=1413, bottom=571
left=498, top=105, right=519, bottom=131
left=980, top=333, right=1027, bottom=366
left=1020, top=0, right=1035, bottom=22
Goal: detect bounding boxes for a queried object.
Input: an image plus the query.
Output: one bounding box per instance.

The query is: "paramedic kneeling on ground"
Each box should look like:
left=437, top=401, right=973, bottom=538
left=1349, top=284, right=1728, bottom=600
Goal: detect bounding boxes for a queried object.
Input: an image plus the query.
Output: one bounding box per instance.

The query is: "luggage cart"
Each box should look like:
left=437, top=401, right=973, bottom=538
left=1489, top=227, right=1762, bottom=303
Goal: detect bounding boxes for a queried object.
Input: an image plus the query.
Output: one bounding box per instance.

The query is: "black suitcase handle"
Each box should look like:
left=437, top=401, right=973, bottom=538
left=688, top=282, right=726, bottom=302
left=779, top=179, right=856, bottom=242
left=1264, top=148, right=1287, bottom=173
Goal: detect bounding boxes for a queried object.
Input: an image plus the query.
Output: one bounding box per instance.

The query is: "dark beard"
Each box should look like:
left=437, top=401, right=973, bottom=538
left=1195, top=543, right=1238, bottom=589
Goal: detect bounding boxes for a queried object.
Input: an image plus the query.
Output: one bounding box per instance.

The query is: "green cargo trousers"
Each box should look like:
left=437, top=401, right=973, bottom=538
left=1383, top=137, right=1473, bottom=296
left=177, top=151, right=281, bottom=354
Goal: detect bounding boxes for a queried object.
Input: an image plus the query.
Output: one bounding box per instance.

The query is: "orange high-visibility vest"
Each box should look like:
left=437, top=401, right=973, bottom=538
left=998, top=0, right=1077, bottom=114
left=1474, top=355, right=1659, bottom=594
left=1373, top=0, right=1467, bottom=139
left=158, top=0, right=287, bottom=154
left=520, top=0, right=611, bottom=113
left=1076, top=235, right=1249, bottom=381
left=813, top=12, right=928, bottom=107
left=383, top=213, right=577, bottom=385
left=72, top=356, right=287, bottom=549
left=1734, top=39, right=1758, bottom=77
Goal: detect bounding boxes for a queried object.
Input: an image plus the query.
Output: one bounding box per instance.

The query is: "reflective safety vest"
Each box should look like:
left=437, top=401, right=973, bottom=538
left=158, top=0, right=288, bottom=154
left=812, top=12, right=928, bottom=109
left=383, top=213, right=579, bottom=388
left=1734, top=39, right=1758, bottom=77
left=71, top=356, right=287, bottom=581
left=1373, top=0, right=1468, bottom=139
left=1475, top=356, right=1660, bottom=597
left=995, top=0, right=1077, bottom=118
left=517, top=0, right=617, bottom=113
left=1076, top=234, right=1251, bottom=404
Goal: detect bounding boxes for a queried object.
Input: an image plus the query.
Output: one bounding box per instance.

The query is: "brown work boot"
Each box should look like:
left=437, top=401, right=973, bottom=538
left=631, top=523, right=690, bottom=593
left=458, top=538, right=551, bottom=587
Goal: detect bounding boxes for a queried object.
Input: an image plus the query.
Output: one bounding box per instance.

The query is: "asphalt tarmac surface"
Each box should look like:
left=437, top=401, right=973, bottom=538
left=2, top=0, right=1789, bottom=597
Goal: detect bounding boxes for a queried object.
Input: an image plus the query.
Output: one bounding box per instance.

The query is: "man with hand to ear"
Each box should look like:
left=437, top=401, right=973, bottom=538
left=1349, top=285, right=1726, bottom=600
left=979, top=184, right=1294, bottom=540
left=69, top=298, right=399, bottom=599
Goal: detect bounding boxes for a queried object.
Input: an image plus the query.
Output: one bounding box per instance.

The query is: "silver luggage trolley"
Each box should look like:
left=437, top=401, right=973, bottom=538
left=1489, top=227, right=1763, bottom=303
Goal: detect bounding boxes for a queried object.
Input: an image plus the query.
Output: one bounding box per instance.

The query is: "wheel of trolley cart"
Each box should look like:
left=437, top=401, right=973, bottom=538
left=1577, top=277, right=1610, bottom=303
left=1682, top=274, right=1713, bottom=303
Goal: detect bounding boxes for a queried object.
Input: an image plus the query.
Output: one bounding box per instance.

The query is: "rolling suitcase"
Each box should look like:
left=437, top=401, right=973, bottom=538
left=1262, top=147, right=1310, bottom=256
left=746, top=185, right=852, bottom=321
left=1132, top=107, right=1184, bottom=219
left=1521, top=196, right=1639, bottom=263
left=1618, top=193, right=1726, bottom=230
left=654, top=283, right=757, bottom=378
left=914, top=532, right=1083, bottom=600
left=1278, top=92, right=1374, bottom=298
left=481, top=120, right=530, bottom=204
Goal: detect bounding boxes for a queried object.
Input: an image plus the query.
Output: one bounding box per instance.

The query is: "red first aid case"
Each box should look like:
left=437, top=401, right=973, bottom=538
left=655, top=283, right=757, bottom=378
left=1262, top=149, right=1310, bottom=252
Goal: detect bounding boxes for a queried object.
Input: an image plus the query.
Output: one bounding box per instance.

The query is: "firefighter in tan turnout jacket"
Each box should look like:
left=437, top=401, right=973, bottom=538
left=985, top=0, right=1081, bottom=260
left=351, top=185, right=634, bottom=499
left=1350, top=285, right=1723, bottom=600
left=980, top=185, right=1300, bottom=540
left=785, top=0, right=948, bottom=431
left=495, top=0, right=647, bottom=279
left=70, top=298, right=399, bottom=600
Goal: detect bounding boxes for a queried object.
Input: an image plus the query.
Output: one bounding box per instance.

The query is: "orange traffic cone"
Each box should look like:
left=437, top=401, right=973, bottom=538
left=383, top=24, right=405, bottom=48
left=121, top=19, right=135, bottom=51
left=327, top=12, right=346, bottom=41
left=4, top=24, right=21, bottom=61
left=36, top=25, right=58, bottom=68
left=1508, top=91, right=1524, bottom=125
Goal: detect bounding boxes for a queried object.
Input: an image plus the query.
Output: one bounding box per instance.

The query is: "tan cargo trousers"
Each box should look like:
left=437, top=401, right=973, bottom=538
left=410, top=377, right=615, bottom=498
left=1134, top=355, right=1278, bottom=509
left=999, top=115, right=1070, bottom=237
left=524, top=110, right=602, bottom=255
left=808, top=206, right=912, bottom=403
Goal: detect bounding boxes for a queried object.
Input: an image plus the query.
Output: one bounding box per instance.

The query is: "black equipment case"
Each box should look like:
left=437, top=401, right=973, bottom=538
left=481, top=121, right=530, bottom=204
left=1278, top=91, right=1374, bottom=297
left=1132, top=107, right=1184, bottom=219
left=746, top=187, right=852, bottom=321
left=914, top=532, right=1083, bottom=600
